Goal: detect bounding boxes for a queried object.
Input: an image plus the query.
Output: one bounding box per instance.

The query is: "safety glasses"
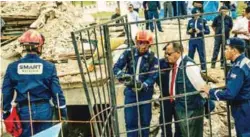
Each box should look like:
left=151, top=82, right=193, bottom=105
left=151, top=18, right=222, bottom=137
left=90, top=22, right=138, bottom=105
left=136, top=41, right=149, bottom=45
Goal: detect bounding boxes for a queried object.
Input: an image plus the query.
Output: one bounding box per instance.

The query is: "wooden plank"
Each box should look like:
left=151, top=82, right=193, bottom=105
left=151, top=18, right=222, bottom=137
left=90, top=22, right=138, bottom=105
left=5, top=20, right=35, bottom=27
left=0, top=36, right=19, bottom=46
left=0, top=35, right=18, bottom=40
left=1, top=14, right=37, bottom=21
left=4, top=28, right=28, bottom=32
left=3, top=31, right=24, bottom=36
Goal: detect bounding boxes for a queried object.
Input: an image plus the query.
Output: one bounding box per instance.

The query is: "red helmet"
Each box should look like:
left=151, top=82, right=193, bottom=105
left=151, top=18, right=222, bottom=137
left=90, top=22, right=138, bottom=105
left=135, top=30, right=153, bottom=45
left=18, top=29, right=45, bottom=48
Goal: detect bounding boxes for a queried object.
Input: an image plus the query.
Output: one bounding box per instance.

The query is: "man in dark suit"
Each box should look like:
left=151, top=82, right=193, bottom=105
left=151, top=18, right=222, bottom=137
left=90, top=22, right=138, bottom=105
left=164, top=42, right=206, bottom=137
left=156, top=55, right=182, bottom=137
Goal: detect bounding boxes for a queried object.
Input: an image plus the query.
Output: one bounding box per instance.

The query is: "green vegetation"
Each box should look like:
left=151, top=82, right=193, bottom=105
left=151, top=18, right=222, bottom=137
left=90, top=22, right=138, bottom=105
left=92, top=11, right=113, bottom=18
left=71, top=1, right=96, bottom=7
left=237, top=1, right=247, bottom=16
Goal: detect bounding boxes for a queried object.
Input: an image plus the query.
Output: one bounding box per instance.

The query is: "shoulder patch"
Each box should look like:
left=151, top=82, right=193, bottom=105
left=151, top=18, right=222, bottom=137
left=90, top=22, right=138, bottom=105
left=154, top=64, right=159, bottom=69
left=248, top=62, right=250, bottom=68
left=18, top=63, right=43, bottom=75
left=240, top=58, right=250, bottom=68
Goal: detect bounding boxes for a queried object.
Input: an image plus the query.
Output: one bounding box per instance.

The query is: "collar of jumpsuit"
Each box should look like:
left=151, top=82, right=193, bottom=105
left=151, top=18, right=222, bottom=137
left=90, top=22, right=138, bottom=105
left=135, top=48, right=150, bottom=81
left=24, top=53, right=40, bottom=58
left=232, top=54, right=245, bottom=64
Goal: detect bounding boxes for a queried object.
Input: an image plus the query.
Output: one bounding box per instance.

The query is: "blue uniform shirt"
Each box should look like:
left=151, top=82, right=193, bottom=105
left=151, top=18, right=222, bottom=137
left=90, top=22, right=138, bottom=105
left=147, top=1, right=161, bottom=11
left=113, top=48, right=159, bottom=95
left=2, top=54, right=66, bottom=112
left=209, top=54, right=250, bottom=101
left=212, top=15, right=233, bottom=38
left=187, top=18, right=210, bottom=38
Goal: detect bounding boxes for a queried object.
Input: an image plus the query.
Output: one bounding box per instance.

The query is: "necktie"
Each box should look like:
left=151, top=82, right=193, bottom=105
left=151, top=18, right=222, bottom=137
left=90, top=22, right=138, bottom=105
left=248, top=21, right=250, bottom=33
left=170, top=64, right=177, bottom=102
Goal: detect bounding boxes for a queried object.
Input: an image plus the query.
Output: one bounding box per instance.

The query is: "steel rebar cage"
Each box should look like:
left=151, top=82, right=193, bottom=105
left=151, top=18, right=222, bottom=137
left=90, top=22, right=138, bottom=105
left=72, top=11, right=233, bottom=137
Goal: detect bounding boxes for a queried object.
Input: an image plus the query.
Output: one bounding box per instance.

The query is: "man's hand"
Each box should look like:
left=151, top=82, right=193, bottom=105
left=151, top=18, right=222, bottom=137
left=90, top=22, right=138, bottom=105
left=117, top=73, right=133, bottom=83
left=195, top=28, right=200, bottom=34
left=241, top=31, right=249, bottom=36
left=132, top=81, right=148, bottom=92
left=200, top=84, right=210, bottom=94
left=188, top=28, right=193, bottom=33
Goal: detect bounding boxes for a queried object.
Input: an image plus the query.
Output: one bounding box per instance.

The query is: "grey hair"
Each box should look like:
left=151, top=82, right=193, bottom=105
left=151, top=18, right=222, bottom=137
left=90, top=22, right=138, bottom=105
left=163, top=42, right=184, bottom=53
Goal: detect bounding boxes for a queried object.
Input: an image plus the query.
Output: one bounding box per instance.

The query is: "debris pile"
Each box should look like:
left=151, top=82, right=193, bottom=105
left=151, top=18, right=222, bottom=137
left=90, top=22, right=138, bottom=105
left=1, top=1, right=95, bottom=60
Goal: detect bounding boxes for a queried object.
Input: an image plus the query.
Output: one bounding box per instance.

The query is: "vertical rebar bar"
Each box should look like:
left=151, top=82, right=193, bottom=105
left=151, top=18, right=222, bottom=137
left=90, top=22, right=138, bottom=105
left=71, top=32, right=100, bottom=137
left=56, top=94, right=64, bottom=137
left=87, top=29, right=108, bottom=137
left=177, top=18, right=190, bottom=137
left=27, top=92, right=34, bottom=136
left=200, top=13, right=213, bottom=137
left=93, top=27, right=112, bottom=136
left=221, top=13, right=232, bottom=137
left=80, top=31, right=103, bottom=134
left=100, top=108, right=113, bottom=137
left=153, top=20, right=167, bottom=137
left=124, top=16, right=143, bottom=137
left=99, top=26, right=114, bottom=136
left=103, top=25, right=120, bottom=137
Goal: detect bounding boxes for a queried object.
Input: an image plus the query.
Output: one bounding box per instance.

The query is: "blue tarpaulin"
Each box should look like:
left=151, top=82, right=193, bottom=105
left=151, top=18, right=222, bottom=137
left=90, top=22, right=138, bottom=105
left=32, top=123, right=62, bottom=137
left=159, top=9, right=164, bottom=19
left=203, top=1, right=219, bottom=21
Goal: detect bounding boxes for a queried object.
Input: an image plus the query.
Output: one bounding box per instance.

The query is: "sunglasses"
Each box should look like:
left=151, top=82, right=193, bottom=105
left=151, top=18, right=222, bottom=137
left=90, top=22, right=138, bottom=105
left=136, top=41, right=149, bottom=45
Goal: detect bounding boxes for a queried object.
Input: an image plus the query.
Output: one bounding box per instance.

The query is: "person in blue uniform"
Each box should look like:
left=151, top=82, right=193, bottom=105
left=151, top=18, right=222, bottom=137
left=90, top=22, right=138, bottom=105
left=187, top=8, right=210, bottom=72
left=2, top=30, right=67, bottom=137
left=147, top=1, right=164, bottom=32
left=211, top=6, right=233, bottom=68
left=201, top=38, right=250, bottom=137
left=156, top=57, right=182, bottom=137
left=113, top=30, right=158, bottom=137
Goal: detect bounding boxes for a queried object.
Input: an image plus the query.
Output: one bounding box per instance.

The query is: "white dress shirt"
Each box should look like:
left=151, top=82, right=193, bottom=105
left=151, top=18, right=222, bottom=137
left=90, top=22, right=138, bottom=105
left=232, top=17, right=250, bottom=40
left=127, top=11, right=139, bottom=23
left=169, top=55, right=206, bottom=99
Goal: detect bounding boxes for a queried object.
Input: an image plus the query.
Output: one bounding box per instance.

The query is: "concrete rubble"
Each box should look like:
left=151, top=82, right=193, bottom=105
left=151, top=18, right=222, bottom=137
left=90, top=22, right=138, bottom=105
left=1, top=1, right=95, bottom=85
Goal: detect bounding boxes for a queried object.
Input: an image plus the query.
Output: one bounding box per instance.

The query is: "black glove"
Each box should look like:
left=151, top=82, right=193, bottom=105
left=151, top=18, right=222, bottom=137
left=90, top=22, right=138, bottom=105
left=117, top=73, right=133, bottom=83
left=2, top=111, right=10, bottom=120
left=131, top=81, right=148, bottom=92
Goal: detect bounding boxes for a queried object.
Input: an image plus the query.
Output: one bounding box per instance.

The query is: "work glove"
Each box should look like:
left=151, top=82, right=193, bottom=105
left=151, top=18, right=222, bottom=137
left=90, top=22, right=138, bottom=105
left=117, top=73, right=133, bottom=83
left=131, top=81, right=148, bottom=92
